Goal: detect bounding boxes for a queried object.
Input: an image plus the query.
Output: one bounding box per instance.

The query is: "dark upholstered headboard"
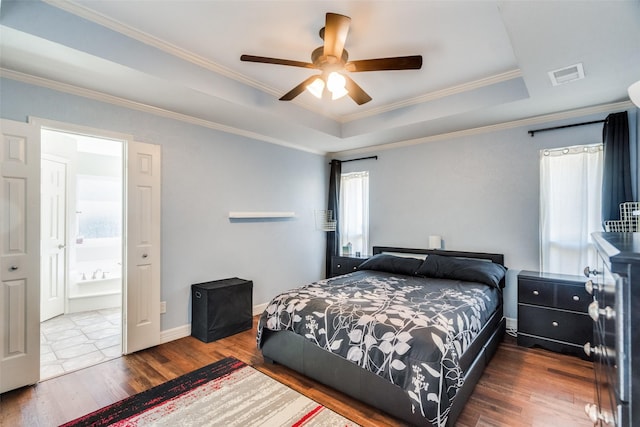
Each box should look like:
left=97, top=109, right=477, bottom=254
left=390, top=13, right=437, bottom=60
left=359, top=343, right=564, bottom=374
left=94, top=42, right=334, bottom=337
left=372, top=246, right=504, bottom=265
left=372, top=246, right=506, bottom=287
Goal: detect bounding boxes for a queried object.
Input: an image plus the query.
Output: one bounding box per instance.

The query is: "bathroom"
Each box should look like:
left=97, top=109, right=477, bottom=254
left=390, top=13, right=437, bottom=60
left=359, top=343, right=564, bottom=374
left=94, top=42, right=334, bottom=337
left=40, top=128, right=124, bottom=379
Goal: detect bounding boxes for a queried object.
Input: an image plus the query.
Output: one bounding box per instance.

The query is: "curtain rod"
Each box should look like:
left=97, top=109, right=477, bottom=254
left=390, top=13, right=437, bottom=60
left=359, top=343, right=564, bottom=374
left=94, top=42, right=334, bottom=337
left=528, top=119, right=605, bottom=137
left=329, top=155, right=378, bottom=164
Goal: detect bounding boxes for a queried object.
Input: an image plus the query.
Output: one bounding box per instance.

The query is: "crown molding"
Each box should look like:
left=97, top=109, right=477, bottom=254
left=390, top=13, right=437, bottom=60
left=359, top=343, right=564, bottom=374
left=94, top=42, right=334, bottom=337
left=42, top=0, right=344, bottom=122
left=42, top=0, right=522, bottom=125
left=331, top=100, right=634, bottom=156
left=1, top=68, right=325, bottom=155
left=339, top=69, right=524, bottom=123
left=43, top=1, right=279, bottom=96
left=4, top=67, right=632, bottom=159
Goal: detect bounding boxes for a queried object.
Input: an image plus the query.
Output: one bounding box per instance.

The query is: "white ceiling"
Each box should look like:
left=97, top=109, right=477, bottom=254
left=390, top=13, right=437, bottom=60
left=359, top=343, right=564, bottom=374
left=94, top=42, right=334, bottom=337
left=1, top=0, right=639, bottom=154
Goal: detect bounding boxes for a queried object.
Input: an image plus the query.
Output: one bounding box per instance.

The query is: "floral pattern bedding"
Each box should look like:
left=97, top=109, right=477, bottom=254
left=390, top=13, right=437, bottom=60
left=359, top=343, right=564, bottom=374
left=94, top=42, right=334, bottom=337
left=257, top=270, right=500, bottom=426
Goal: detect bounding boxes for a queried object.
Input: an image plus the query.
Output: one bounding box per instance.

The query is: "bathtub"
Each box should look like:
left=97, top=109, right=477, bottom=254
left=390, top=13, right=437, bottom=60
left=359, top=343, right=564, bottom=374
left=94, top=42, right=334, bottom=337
left=68, top=261, right=122, bottom=313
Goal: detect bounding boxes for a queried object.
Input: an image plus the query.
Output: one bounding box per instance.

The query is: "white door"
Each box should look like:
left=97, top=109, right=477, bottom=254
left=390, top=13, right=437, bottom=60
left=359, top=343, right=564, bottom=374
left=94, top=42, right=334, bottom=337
left=0, top=119, right=40, bottom=393
left=124, top=141, right=161, bottom=354
left=40, top=157, right=67, bottom=322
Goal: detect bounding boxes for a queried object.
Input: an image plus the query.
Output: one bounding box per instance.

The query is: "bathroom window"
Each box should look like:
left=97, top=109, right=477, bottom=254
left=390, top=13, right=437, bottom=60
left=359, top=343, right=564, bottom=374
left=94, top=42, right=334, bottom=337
left=77, top=175, right=122, bottom=240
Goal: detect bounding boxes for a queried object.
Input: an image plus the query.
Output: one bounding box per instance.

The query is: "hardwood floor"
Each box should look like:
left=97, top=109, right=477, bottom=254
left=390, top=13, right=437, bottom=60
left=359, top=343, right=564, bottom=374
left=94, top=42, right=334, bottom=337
left=1, top=316, right=595, bottom=426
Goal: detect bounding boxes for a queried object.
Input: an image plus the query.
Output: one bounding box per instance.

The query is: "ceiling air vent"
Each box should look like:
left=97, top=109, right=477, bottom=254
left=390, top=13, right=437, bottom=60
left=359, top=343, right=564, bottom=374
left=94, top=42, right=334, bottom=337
left=548, top=63, right=585, bottom=86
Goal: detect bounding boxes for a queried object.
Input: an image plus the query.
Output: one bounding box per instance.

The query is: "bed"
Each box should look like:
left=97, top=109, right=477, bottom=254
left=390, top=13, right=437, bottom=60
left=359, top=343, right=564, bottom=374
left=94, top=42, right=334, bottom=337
left=257, top=246, right=507, bottom=426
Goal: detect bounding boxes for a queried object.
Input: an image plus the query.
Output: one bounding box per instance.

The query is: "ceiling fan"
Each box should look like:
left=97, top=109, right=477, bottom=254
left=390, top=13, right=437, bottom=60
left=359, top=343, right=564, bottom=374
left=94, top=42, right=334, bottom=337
left=240, top=12, right=422, bottom=105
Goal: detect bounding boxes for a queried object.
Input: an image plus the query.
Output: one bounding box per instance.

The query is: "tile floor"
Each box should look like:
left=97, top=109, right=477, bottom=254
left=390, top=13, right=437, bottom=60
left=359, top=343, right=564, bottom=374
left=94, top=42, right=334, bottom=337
left=40, top=307, right=122, bottom=380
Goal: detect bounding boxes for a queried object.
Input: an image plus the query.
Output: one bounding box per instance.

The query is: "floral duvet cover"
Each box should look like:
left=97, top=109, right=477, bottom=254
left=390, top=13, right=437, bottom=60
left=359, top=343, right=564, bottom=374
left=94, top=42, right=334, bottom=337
left=257, top=270, right=500, bottom=426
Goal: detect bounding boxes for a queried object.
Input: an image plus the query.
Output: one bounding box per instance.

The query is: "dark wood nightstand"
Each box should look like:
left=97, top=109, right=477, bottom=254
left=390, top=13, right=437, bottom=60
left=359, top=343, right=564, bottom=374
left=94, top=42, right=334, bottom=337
left=330, top=255, right=369, bottom=278
left=517, top=270, right=593, bottom=360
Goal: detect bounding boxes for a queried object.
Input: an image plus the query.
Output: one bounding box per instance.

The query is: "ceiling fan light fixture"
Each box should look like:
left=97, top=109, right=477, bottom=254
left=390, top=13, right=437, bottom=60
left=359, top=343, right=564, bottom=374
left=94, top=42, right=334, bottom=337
left=306, top=77, right=325, bottom=98
left=327, top=72, right=348, bottom=100
left=331, top=86, right=349, bottom=100
left=241, top=12, right=421, bottom=105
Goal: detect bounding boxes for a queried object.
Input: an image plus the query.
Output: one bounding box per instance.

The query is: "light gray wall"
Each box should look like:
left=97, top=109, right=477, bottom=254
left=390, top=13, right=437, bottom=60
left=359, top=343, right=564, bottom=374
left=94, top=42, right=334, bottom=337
left=4, top=76, right=638, bottom=327
left=1, top=78, right=328, bottom=331
left=341, top=108, right=638, bottom=320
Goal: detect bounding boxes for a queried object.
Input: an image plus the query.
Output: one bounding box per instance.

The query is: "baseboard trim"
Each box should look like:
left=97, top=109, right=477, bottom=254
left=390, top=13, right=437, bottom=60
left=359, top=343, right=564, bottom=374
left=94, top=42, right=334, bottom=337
left=253, top=302, right=268, bottom=316
left=160, top=324, right=191, bottom=344
left=159, top=303, right=269, bottom=344
left=506, top=317, right=517, bottom=332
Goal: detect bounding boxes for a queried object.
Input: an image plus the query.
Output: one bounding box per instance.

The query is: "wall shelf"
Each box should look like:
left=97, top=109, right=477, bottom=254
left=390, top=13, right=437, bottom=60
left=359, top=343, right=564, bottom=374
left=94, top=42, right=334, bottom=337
left=228, top=211, right=295, bottom=219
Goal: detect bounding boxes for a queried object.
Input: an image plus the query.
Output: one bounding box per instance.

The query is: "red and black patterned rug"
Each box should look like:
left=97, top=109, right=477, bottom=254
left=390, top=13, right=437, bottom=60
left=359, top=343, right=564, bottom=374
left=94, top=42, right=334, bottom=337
left=60, top=356, right=358, bottom=426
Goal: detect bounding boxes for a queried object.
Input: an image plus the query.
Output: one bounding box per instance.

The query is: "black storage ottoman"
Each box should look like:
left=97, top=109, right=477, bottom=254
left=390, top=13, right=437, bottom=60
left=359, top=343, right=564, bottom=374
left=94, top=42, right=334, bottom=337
left=191, top=277, right=253, bottom=343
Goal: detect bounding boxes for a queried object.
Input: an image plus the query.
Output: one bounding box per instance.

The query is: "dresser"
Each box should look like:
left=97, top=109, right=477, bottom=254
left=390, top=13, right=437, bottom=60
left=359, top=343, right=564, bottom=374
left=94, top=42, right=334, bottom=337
left=517, top=270, right=593, bottom=359
left=329, top=255, right=368, bottom=277
left=584, top=232, right=639, bottom=426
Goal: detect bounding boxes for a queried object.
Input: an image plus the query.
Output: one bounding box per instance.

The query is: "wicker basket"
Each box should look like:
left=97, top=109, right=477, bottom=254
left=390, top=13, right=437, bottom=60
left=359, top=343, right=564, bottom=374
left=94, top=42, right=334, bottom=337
left=605, top=202, right=640, bottom=231
left=314, top=210, right=337, bottom=231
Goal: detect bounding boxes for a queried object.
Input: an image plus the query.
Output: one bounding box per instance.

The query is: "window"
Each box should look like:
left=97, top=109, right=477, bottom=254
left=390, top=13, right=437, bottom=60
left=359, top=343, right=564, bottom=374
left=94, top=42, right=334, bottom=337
left=77, top=175, right=122, bottom=240
left=540, top=144, right=603, bottom=275
left=340, top=171, right=369, bottom=256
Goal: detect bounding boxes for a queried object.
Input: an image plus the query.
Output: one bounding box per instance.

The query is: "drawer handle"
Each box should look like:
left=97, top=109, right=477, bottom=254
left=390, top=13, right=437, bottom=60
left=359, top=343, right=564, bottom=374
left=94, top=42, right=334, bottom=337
left=352, top=266, right=357, bottom=270
left=552, top=321, right=559, bottom=327
left=9, top=265, right=18, bottom=272
left=532, top=290, right=539, bottom=296
left=588, top=301, right=615, bottom=322
left=572, top=295, right=580, bottom=301
left=583, top=342, right=615, bottom=358
left=582, top=342, right=601, bottom=356
left=584, top=280, right=597, bottom=295
left=583, top=266, right=599, bottom=278
left=337, top=264, right=341, bottom=268
left=585, top=403, right=614, bottom=425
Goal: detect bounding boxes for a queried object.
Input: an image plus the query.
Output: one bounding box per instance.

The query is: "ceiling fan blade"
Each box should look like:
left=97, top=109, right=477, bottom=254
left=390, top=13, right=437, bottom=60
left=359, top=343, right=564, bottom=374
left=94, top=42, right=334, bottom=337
left=346, top=55, right=423, bottom=72
left=323, top=13, right=351, bottom=61
left=240, top=54, right=315, bottom=69
left=279, top=75, right=321, bottom=101
left=343, top=75, right=372, bottom=105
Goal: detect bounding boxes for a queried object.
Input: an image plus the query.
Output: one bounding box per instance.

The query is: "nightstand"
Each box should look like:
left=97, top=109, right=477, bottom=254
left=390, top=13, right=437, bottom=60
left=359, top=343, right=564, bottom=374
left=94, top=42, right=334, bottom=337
left=517, top=270, right=593, bottom=360
left=330, top=255, right=368, bottom=278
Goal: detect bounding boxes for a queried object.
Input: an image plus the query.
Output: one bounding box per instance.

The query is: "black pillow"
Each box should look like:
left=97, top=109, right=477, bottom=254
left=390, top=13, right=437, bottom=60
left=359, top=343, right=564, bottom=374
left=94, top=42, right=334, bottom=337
left=357, top=254, right=423, bottom=276
left=415, top=254, right=506, bottom=288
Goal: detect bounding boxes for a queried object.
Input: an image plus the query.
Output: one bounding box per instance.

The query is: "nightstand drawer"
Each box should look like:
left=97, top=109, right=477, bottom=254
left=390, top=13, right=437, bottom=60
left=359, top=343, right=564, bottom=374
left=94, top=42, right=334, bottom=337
left=330, top=256, right=368, bottom=277
left=556, top=282, right=591, bottom=312
left=518, top=305, right=592, bottom=344
left=518, top=278, right=554, bottom=307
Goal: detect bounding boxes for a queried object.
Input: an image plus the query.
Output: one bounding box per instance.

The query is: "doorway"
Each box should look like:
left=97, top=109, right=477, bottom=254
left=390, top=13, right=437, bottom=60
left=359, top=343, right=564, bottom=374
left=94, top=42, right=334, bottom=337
left=1, top=118, right=162, bottom=393
left=40, top=129, right=124, bottom=380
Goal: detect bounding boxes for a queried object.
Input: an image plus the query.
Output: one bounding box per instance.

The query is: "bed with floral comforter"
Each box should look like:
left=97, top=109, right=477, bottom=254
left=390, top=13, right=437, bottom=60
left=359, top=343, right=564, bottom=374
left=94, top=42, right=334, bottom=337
left=257, top=251, right=506, bottom=426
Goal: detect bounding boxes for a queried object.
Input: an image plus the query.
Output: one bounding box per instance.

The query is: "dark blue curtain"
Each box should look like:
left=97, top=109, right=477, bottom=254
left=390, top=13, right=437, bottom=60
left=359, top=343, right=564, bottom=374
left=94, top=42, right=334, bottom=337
left=325, top=160, right=341, bottom=277
left=602, top=111, right=633, bottom=223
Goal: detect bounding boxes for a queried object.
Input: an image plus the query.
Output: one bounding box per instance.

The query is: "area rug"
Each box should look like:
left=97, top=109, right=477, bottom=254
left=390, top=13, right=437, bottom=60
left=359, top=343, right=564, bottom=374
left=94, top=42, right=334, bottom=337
left=60, top=357, right=359, bottom=427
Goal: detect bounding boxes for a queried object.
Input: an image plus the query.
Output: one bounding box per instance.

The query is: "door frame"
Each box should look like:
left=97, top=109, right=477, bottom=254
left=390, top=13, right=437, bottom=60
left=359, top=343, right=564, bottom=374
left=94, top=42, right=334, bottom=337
left=34, top=118, right=163, bottom=355
left=36, top=118, right=129, bottom=333
left=34, top=117, right=161, bottom=359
